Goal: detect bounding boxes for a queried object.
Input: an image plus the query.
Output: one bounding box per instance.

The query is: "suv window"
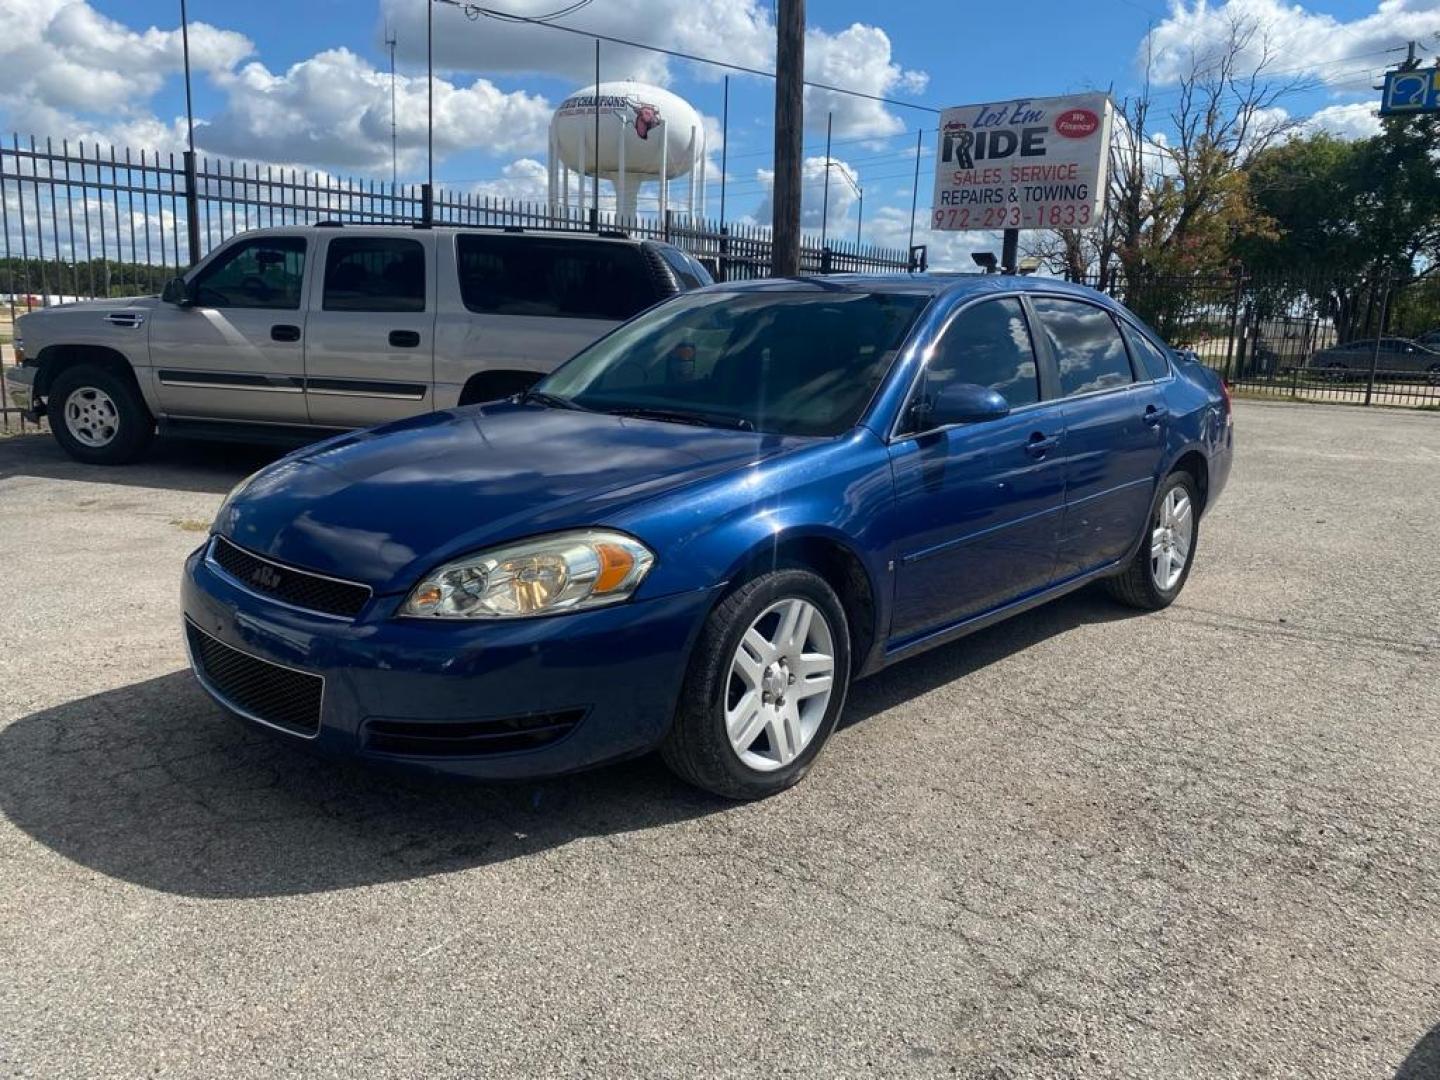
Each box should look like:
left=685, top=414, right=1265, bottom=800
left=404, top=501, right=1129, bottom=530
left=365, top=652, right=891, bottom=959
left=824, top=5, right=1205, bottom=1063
left=1031, top=297, right=1135, bottom=397
left=193, top=237, right=306, bottom=310
left=922, top=298, right=1040, bottom=412
left=1121, top=322, right=1171, bottom=381
left=456, top=235, right=654, bottom=321
left=323, top=237, right=425, bottom=312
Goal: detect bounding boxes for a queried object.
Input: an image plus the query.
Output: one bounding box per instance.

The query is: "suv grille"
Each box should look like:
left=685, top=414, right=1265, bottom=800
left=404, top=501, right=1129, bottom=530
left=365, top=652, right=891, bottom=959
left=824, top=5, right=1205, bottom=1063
left=362, top=711, right=584, bottom=758
left=186, top=620, right=323, bottom=736
left=210, top=536, right=371, bottom=618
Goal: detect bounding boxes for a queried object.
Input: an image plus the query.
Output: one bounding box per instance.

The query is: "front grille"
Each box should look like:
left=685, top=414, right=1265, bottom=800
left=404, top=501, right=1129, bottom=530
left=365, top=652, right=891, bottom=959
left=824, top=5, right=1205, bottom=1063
left=362, top=710, right=584, bottom=758
left=186, top=620, right=323, bottom=736
left=210, top=536, right=371, bottom=619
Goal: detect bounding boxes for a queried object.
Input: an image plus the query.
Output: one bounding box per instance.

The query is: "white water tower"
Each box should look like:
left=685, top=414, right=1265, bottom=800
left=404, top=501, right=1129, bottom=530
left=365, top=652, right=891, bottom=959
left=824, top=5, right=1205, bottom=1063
left=548, top=81, right=706, bottom=221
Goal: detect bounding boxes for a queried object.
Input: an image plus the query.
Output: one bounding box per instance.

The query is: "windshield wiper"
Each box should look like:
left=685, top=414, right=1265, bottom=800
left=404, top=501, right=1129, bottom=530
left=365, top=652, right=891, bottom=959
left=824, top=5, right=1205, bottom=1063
left=607, top=406, right=753, bottom=431
left=520, top=389, right=587, bottom=411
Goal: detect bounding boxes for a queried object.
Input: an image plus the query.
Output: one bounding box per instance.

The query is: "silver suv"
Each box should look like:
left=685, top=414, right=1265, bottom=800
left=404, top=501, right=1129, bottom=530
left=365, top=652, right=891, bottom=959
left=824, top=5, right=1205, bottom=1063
left=5, top=224, right=712, bottom=463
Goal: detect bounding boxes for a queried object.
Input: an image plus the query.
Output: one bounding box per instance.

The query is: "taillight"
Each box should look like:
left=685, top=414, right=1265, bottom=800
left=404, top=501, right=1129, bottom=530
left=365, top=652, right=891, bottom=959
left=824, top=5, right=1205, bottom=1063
left=1219, top=379, right=1233, bottom=424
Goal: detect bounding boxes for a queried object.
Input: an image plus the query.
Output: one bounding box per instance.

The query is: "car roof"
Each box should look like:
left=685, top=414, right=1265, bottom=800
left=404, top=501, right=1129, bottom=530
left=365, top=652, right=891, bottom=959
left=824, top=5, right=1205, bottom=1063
left=223, top=223, right=657, bottom=244
left=693, top=273, right=1119, bottom=305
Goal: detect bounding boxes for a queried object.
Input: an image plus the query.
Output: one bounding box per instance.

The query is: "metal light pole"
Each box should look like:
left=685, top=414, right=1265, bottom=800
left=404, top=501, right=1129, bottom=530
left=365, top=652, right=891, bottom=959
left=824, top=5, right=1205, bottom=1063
left=820, top=111, right=832, bottom=250
left=387, top=27, right=398, bottom=187
left=179, top=0, right=201, bottom=264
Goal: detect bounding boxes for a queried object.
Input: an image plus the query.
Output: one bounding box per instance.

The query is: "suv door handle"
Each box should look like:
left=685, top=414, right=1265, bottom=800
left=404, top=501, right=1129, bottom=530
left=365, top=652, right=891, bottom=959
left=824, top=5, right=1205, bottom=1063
left=1144, top=405, right=1170, bottom=426
left=271, top=324, right=301, bottom=343
left=1024, top=432, right=1060, bottom=457
left=389, top=330, right=421, bottom=348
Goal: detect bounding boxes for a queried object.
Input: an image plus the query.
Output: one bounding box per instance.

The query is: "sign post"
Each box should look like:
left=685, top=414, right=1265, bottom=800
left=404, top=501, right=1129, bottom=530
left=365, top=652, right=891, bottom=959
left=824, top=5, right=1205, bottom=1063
left=931, top=92, right=1113, bottom=273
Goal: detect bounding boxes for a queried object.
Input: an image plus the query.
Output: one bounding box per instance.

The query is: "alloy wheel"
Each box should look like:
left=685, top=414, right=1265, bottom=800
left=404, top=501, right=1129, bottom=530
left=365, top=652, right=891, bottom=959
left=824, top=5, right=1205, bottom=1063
left=1150, top=486, right=1194, bottom=592
left=725, top=597, right=836, bottom=772
left=63, top=386, right=120, bottom=448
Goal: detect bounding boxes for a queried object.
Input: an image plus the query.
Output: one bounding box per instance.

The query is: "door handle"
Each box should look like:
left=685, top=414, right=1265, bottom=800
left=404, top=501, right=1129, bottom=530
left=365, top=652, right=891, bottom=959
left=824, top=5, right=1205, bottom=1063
left=1143, top=405, right=1170, bottom=426
left=270, top=324, right=301, bottom=343
left=1024, top=432, right=1060, bottom=457
left=388, top=329, right=421, bottom=348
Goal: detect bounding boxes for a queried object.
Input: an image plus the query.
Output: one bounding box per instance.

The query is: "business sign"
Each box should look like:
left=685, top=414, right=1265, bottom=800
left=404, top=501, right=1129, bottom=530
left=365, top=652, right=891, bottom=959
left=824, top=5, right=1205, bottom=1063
left=932, top=92, right=1113, bottom=232
left=1380, top=67, right=1440, bottom=116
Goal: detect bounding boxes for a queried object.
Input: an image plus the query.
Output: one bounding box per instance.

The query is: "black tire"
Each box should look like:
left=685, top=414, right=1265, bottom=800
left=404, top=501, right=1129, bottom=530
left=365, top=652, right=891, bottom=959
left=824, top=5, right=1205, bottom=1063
left=47, top=363, right=154, bottom=465
left=1105, top=471, right=1200, bottom=611
left=660, top=568, right=851, bottom=800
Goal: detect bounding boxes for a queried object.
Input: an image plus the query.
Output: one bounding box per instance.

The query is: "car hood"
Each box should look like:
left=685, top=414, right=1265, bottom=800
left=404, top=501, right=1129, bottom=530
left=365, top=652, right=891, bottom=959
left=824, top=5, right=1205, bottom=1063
left=26, top=295, right=157, bottom=315
left=218, top=402, right=810, bottom=593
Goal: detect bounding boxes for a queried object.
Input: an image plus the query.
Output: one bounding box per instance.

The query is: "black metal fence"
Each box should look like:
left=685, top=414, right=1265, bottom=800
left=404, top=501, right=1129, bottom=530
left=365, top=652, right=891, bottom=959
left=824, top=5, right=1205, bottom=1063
left=0, top=134, right=917, bottom=427
left=1079, top=268, right=1440, bottom=409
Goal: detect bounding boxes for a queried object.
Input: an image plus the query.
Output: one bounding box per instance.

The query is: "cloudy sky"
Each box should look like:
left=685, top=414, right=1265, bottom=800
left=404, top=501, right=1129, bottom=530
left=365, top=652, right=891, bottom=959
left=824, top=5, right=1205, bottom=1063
left=0, top=0, right=1436, bottom=267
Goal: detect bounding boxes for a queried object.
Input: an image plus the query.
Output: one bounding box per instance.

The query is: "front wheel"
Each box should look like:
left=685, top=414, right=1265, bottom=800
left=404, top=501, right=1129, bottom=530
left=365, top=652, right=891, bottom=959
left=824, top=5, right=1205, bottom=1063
left=1105, top=472, right=1199, bottom=611
left=48, top=364, right=154, bottom=465
left=661, top=569, right=851, bottom=800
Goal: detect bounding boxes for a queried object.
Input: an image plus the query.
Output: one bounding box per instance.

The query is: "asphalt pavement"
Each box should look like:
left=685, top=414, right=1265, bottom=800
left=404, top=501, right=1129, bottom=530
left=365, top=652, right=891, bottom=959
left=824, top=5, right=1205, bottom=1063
left=1, top=402, right=1437, bottom=1079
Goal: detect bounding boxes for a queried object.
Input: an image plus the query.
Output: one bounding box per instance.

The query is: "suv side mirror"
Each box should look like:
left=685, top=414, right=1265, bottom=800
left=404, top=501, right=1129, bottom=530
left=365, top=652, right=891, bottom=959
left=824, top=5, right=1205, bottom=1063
left=911, top=382, right=1010, bottom=431
left=161, top=276, right=194, bottom=306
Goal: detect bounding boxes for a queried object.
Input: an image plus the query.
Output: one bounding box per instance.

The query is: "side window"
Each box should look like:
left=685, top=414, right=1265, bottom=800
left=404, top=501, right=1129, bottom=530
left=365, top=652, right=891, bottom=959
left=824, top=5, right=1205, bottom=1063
left=1121, top=322, right=1172, bottom=381
left=193, top=237, right=306, bottom=310
left=322, top=237, right=425, bottom=312
left=456, top=235, right=653, bottom=320
left=1031, top=297, right=1135, bottom=397
left=920, top=298, right=1040, bottom=414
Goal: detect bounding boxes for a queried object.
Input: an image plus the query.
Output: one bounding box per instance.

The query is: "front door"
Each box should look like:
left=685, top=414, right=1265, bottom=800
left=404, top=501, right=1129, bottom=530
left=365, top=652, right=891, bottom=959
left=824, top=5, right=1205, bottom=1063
left=149, top=235, right=309, bottom=423
left=1027, top=296, right=1164, bottom=578
left=887, top=296, right=1067, bottom=642
left=303, top=234, right=436, bottom=427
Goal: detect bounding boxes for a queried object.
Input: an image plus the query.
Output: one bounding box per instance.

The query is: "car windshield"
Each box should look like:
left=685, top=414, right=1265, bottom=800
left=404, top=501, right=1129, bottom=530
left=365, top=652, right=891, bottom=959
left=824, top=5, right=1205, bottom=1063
left=533, top=289, right=930, bottom=436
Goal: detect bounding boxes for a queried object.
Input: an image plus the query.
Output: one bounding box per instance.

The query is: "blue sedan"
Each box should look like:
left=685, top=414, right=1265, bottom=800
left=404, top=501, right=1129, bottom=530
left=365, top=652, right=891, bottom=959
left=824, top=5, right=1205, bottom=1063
left=182, top=274, right=1232, bottom=799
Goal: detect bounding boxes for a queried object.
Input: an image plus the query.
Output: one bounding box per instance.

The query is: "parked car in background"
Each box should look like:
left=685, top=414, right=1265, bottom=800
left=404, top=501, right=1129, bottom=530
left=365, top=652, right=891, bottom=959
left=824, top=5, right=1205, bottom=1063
left=1417, top=329, right=1440, bottom=349
left=1305, top=337, right=1440, bottom=383
left=4, top=225, right=712, bottom=464
left=182, top=274, right=1233, bottom=799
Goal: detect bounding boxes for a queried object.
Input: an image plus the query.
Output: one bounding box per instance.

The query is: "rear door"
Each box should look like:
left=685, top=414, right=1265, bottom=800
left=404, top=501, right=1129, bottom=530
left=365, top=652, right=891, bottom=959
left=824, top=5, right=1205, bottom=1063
left=303, top=233, right=435, bottom=427
left=1029, top=295, right=1165, bottom=579
left=887, top=296, right=1066, bottom=640
left=148, top=234, right=309, bottom=423
left=433, top=234, right=659, bottom=407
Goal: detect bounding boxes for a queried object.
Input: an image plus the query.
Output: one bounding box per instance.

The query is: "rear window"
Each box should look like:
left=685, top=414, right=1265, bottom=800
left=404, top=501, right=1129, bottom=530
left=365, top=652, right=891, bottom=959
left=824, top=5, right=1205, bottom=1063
left=1121, top=322, right=1172, bottom=381
left=456, top=235, right=654, bottom=321
left=656, top=245, right=711, bottom=289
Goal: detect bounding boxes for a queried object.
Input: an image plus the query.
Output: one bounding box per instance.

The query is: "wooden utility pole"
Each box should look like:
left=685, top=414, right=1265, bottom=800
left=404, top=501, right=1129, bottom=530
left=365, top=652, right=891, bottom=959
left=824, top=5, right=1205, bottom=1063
left=771, top=0, right=804, bottom=276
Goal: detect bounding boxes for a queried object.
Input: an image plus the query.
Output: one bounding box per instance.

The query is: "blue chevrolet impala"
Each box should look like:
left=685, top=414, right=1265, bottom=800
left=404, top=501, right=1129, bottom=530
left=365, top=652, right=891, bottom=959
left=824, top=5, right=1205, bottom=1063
left=182, top=274, right=1232, bottom=799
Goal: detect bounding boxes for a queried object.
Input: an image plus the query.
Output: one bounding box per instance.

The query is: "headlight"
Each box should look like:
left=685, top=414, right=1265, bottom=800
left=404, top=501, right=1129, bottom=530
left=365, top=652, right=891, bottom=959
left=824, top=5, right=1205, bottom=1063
left=401, top=530, right=655, bottom=619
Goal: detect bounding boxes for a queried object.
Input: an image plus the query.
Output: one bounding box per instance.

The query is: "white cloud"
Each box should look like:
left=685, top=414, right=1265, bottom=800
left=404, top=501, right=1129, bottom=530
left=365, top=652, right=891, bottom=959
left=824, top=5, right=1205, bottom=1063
left=382, top=0, right=928, bottom=138
left=0, top=0, right=250, bottom=127
left=1145, top=0, right=1440, bottom=91
left=200, top=48, right=551, bottom=172
left=752, top=155, right=861, bottom=234
left=1303, top=101, right=1383, bottom=139
left=470, top=157, right=549, bottom=203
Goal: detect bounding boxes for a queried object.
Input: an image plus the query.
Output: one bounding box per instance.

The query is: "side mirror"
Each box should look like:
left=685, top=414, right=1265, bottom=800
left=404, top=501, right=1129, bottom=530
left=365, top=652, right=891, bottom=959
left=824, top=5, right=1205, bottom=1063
left=912, top=382, right=1010, bottom=431
left=161, top=276, right=194, bottom=306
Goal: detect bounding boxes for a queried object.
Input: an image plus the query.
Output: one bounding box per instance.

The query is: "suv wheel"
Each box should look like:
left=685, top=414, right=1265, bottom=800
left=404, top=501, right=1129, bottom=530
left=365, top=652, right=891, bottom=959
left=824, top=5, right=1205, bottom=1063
left=48, top=364, right=154, bottom=465
left=661, top=569, right=851, bottom=800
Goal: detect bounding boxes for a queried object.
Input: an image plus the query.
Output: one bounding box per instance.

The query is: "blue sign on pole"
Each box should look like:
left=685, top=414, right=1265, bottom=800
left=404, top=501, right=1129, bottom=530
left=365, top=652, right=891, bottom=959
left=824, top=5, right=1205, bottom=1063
left=1379, top=68, right=1440, bottom=115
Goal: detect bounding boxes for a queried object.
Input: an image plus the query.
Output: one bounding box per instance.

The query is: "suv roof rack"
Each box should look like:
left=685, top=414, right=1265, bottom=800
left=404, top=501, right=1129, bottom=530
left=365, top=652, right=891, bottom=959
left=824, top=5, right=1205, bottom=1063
left=598, top=229, right=630, bottom=239
left=315, top=220, right=345, bottom=228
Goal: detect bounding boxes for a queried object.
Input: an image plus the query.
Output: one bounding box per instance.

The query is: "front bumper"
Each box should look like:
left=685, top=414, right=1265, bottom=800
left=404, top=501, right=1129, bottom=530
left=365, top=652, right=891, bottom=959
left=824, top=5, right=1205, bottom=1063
left=3, top=363, right=39, bottom=420
left=181, top=543, right=717, bottom=780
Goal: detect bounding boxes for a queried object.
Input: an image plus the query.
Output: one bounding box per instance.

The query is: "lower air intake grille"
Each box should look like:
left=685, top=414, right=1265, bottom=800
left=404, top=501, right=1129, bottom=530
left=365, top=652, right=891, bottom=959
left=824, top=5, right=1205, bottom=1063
left=187, top=620, right=323, bottom=736
left=362, top=710, right=584, bottom=757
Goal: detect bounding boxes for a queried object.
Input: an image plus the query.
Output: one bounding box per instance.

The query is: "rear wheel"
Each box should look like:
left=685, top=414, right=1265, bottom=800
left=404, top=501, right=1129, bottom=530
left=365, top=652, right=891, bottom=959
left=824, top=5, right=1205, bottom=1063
left=660, top=569, right=850, bottom=800
left=1105, top=472, right=1199, bottom=611
left=48, top=364, right=154, bottom=465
